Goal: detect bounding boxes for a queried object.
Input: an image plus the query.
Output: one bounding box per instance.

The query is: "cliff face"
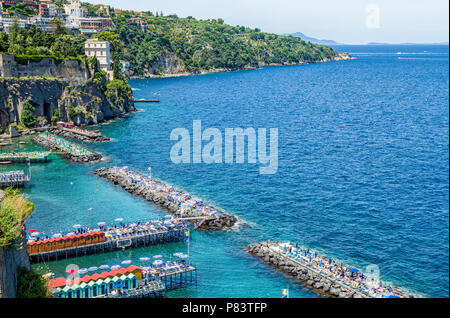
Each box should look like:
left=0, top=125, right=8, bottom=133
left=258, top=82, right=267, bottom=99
left=0, top=55, right=135, bottom=132
left=0, top=55, right=90, bottom=85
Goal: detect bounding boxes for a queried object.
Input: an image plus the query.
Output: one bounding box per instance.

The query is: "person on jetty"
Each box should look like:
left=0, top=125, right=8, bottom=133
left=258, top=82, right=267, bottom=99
left=276, top=242, right=414, bottom=298
left=112, top=166, right=224, bottom=218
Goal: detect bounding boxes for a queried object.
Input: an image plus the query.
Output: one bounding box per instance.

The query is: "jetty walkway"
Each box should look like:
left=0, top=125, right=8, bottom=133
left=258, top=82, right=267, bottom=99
left=28, top=219, right=189, bottom=263
left=94, top=167, right=237, bottom=230
left=33, top=132, right=102, bottom=162
left=246, top=241, right=418, bottom=298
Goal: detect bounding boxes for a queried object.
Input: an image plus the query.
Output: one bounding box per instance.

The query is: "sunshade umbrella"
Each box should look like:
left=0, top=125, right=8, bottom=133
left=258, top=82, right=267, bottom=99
left=97, top=222, right=106, bottom=226
left=27, top=229, right=36, bottom=233
left=88, top=266, right=98, bottom=271
left=152, top=260, right=163, bottom=266
left=78, top=268, right=88, bottom=274
left=153, top=255, right=162, bottom=258
left=111, top=265, right=121, bottom=270
left=99, top=265, right=110, bottom=270
left=121, top=260, right=132, bottom=265
left=115, top=218, right=124, bottom=222
left=73, top=224, right=81, bottom=228
left=139, top=257, right=150, bottom=261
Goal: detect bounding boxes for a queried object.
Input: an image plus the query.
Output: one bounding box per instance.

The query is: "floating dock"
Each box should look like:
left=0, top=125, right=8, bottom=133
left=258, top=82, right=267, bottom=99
left=28, top=219, right=189, bottom=264
left=94, top=167, right=238, bottom=231
left=0, top=170, right=31, bottom=188
left=246, top=241, right=420, bottom=298
left=33, top=132, right=102, bottom=163
left=132, top=99, right=160, bottom=103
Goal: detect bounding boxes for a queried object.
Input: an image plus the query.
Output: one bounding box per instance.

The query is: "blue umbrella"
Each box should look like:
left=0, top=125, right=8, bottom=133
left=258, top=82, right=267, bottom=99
left=349, top=268, right=359, bottom=273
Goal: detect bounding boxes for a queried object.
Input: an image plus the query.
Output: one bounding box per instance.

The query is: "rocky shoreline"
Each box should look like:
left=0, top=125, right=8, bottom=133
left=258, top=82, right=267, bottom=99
left=94, top=167, right=237, bottom=231
left=245, top=241, right=367, bottom=298
left=130, top=53, right=354, bottom=79
left=48, top=127, right=111, bottom=143
left=33, top=135, right=102, bottom=163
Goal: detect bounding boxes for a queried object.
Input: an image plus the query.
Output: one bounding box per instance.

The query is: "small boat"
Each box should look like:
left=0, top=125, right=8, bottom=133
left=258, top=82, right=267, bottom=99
left=19, top=141, right=26, bottom=144
left=0, top=142, right=12, bottom=146
left=0, top=161, right=12, bottom=165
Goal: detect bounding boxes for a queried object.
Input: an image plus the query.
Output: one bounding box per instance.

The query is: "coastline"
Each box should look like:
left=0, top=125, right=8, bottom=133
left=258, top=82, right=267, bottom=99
left=130, top=53, right=355, bottom=79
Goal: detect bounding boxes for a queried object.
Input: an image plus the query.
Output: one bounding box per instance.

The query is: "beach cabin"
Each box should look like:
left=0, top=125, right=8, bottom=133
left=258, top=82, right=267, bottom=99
left=98, top=232, right=106, bottom=243
left=27, top=241, right=38, bottom=255
left=39, top=239, right=50, bottom=253
left=55, top=237, right=64, bottom=250
left=104, top=277, right=113, bottom=293
left=128, top=273, right=138, bottom=289
left=80, top=282, right=89, bottom=298
left=64, top=236, right=75, bottom=248
left=96, top=279, right=108, bottom=296
left=77, top=234, right=86, bottom=246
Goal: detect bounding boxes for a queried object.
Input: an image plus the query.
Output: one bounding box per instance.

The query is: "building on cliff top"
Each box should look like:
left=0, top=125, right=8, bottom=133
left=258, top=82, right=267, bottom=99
left=84, top=38, right=113, bottom=80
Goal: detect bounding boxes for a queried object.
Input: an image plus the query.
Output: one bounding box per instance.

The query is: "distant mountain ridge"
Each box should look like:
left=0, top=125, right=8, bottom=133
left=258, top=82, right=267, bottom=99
left=285, top=32, right=341, bottom=45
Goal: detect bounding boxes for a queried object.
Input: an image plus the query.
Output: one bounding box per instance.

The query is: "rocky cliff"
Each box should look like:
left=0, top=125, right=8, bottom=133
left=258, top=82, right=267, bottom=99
left=0, top=56, right=135, bottom=133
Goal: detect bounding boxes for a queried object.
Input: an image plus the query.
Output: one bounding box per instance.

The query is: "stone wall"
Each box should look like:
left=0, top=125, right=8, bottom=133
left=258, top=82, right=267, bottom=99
left=0, top=54, right=90, bottom=85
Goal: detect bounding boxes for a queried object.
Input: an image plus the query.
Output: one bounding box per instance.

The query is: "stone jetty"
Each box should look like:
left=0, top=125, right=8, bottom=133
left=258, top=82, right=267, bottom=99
left=49, top=127, right=110, bottom=143
left=245, top=241, right=418, bottom=298
left=94, top=167, right=237, bottom=231
left=33, top=133, right=102, bottom=163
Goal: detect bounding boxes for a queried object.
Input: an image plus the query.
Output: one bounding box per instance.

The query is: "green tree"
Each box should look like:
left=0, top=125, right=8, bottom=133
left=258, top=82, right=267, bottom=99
left=20, top=101, right=36, bottom=128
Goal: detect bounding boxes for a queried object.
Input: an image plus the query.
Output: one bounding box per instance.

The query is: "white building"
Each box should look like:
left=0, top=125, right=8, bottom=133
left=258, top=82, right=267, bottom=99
left=84, top=38, right=113, bottom=80
left=64, top=0, right=86, bottom=19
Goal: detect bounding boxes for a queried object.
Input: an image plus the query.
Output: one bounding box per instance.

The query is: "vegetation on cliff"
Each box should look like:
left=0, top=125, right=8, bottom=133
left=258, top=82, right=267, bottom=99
left=20, top=101, right=37, bottom=128
left=0, top=188, right=34, bottom=250
left=109, top=11, right=341, bottom=75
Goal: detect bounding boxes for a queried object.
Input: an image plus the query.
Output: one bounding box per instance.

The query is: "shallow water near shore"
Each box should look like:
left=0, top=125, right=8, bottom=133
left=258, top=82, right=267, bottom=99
left=17, top=44, right=449, bottom=298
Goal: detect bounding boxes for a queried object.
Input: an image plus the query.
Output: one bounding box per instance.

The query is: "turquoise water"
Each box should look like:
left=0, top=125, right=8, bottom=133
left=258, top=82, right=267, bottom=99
left=18, top=45, right=449, bottom=298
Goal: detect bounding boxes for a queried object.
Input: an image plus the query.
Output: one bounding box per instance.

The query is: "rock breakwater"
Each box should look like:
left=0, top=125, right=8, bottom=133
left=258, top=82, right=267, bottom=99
left=246, top=241, right=419, bottom=298
left=94, top=167, right=237, bottom=231
left=48, top=127, right=110, bottom=143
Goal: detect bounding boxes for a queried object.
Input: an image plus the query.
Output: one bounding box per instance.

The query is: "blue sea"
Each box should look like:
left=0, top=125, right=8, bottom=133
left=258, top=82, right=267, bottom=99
left=14, top=44, right=449, bottom=297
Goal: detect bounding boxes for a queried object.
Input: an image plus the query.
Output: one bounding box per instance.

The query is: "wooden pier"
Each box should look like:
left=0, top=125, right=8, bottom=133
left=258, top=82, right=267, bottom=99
left=29, top=229, right=186, bottom=264
left=158, top=264, right=197, bottom=290
left=132, top=99, right=160, bottom=103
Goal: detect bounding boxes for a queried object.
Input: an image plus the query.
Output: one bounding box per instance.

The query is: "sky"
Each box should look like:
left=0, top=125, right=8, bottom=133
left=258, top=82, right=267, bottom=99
left=87, top=0, right=449, bottom=44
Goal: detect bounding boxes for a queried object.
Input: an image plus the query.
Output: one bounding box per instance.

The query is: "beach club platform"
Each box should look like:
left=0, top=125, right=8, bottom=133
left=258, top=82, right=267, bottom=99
left=28, top=226, right=189, bottom=264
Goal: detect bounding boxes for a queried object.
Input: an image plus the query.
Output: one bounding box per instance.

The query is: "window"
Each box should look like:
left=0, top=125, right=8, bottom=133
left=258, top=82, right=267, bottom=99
left=132, top=278, right=137, bottom=289
left=84, top=288, right=89, bottom=298
left=67, top=291, right=72, bottom=298
left=76, top=290, right=81, bottom=298
left=101, top=285, right=106, bottom=294
left=93, top=286, right=97, bottom=297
